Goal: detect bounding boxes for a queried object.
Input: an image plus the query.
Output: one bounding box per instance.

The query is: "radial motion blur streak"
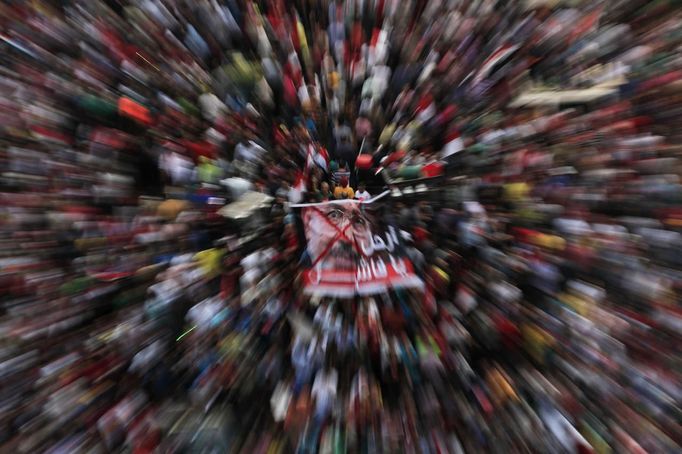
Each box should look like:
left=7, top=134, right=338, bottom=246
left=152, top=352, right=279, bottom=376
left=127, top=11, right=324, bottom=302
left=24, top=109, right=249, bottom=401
left=0, top=0, right=681, bottom=453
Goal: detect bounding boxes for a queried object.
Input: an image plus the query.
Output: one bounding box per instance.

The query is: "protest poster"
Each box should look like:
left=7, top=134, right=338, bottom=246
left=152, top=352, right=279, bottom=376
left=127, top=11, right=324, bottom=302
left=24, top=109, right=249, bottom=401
left=293, top=191, right=423, bottom=296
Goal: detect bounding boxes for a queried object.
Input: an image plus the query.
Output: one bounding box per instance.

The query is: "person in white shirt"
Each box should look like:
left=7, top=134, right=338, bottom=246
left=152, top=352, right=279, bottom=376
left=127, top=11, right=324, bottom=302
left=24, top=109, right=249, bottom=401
left=311, top=365, right=338, bottom=420
left=270, top=379, right=292, bottom=423
left=160, top=148, right=194, bottom=186
left=355, top=183, right=371, bottom=201
left=234, top=138, right=266, bottom=164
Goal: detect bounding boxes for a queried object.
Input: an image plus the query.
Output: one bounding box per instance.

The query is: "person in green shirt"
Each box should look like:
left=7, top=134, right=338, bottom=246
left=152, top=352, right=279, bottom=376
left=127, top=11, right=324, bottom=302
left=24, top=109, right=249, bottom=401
left=196, top=156, right=223, bottom=185
left=316, top=181, right=333, bottom=202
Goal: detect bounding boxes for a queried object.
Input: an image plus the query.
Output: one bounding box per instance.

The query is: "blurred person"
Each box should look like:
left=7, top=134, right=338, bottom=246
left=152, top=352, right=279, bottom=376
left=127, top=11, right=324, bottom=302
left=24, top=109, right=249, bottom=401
left=333, top=175, right=354, bottom=199
left=311, top=363, right=338, bottom=422
left=354, top=182, right=370, bottom=201
left=160, top=142, right=194, bottom=187
left=316, top=181, right=334, bottom=202
left=334, top=117, right=356, bottom=165
left=195, top=156, right=223, bottom=185
left=331, top=160, right=351, bottom=186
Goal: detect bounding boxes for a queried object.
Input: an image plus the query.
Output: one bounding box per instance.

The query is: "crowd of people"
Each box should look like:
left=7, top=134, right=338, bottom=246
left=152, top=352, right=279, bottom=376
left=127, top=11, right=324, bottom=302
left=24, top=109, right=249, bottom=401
left=1, top=0, right=681, bottom=453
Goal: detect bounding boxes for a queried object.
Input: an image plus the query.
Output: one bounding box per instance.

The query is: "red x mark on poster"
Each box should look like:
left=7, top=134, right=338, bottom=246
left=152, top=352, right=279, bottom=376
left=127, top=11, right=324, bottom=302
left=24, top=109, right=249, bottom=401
left=307, top=205, right=366, bottom=268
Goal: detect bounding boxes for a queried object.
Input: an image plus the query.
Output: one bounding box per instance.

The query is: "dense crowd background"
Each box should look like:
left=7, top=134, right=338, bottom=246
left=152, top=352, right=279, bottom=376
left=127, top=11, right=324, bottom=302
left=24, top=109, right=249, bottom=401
left=1, top=0, right=681, bottom=453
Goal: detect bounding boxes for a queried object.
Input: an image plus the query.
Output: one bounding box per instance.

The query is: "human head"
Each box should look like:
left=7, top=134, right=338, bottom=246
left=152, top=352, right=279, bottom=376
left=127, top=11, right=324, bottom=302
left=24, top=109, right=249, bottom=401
left=302, top=201, right=373, bottom=270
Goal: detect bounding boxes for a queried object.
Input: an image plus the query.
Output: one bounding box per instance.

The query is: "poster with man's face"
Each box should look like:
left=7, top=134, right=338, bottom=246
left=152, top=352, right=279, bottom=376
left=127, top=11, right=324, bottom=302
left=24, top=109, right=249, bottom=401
left=295, top=191, right=423, bottom=296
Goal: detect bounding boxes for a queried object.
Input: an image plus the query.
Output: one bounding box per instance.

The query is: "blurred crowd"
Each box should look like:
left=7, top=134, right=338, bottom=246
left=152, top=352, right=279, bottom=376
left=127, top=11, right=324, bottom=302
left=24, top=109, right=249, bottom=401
left=1, top=0, right=682, bottom=453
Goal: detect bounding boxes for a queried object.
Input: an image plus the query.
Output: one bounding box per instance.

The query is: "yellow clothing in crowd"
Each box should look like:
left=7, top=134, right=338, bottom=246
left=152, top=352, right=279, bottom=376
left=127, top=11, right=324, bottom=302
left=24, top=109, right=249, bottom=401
left=193, top=248, right=224, bottom=279
left=334, top=186, right=354, bottom=199
left=504, top=182, right=531, bottom=202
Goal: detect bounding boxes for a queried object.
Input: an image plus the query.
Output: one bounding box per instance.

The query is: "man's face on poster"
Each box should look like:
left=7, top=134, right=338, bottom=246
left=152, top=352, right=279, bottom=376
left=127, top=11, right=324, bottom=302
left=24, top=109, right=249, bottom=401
left=302, top=201, right=373, bottom=270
